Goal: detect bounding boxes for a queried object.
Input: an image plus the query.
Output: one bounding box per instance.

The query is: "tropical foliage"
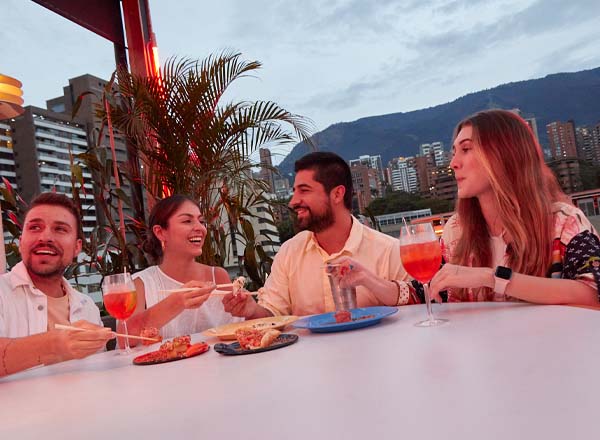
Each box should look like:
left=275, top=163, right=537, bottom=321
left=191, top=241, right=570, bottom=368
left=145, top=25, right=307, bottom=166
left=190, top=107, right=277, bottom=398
left=2, top=51, right=313, bottom=292
left=89, top=51, right=313, bottom=286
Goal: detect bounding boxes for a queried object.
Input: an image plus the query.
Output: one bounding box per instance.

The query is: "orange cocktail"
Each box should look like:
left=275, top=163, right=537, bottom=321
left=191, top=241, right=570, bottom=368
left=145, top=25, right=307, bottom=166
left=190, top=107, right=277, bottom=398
left=103, top=290, right=137, bottom=320
left=400, top=241, right=442, bottom=283
left=399, top=222, right=448, bottom=327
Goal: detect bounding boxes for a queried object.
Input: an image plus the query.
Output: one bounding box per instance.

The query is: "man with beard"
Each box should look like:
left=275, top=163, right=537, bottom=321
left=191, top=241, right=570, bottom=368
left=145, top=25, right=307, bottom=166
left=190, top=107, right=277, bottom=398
left=0, top=193, right=114, bottom=377
left=223, top=152, right=415, bottom=318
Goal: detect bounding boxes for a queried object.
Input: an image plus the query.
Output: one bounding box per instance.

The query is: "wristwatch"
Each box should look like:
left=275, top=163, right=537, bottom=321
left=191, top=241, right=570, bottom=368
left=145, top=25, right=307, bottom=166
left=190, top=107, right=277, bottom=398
left=494, top=266, right=513, bottom=295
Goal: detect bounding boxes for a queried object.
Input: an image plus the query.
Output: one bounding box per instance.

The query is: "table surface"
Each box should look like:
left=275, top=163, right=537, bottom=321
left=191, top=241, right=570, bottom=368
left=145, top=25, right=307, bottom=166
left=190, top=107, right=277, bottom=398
left=1, top=302, right=598, bottom=440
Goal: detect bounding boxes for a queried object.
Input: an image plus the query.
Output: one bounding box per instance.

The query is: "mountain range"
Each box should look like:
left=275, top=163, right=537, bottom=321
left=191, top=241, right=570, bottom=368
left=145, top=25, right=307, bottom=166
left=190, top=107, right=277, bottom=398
left=277, top=67, right=600, bottom=176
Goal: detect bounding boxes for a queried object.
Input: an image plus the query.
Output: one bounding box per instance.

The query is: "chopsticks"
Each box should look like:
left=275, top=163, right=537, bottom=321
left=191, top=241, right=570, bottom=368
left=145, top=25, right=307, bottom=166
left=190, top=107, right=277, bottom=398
left=159, top=283, right=234, bottom=295
left=54, top=324, right=161, bottom=342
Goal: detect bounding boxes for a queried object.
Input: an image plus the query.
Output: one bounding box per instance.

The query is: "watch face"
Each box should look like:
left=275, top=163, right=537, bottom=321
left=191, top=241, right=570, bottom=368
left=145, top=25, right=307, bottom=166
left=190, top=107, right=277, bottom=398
left=495, top=266, right=512, bottom=280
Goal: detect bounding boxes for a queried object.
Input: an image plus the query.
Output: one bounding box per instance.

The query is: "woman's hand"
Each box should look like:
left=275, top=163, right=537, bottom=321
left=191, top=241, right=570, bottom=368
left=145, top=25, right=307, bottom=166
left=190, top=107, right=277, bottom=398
left=176, top=280, right=215, bottom=310
left=429, top=264, right=495, bottom=302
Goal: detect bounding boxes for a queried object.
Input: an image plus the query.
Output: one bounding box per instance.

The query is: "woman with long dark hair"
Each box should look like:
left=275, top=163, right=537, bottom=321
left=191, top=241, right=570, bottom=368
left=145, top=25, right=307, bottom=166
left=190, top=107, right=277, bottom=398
left=429, top=109, right=600, bottom=305
left=125, top=195, right=240, bottom=341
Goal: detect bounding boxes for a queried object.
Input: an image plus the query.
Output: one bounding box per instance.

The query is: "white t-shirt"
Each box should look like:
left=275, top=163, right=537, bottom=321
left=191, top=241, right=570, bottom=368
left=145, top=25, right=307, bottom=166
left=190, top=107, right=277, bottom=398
left=133, top=265, right=242, bottom=338
left=0, top=262, right=102, bottom=338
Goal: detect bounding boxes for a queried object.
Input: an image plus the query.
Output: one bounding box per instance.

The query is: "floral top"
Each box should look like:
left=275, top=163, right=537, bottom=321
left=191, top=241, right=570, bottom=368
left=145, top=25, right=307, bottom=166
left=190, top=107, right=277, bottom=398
left=440, top=202, right=600, bottom=302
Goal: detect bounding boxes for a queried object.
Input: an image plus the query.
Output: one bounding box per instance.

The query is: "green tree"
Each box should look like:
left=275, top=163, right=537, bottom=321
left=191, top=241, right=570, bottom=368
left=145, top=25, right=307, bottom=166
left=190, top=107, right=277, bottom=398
left=367, top=191, right=453, bottom=216
left=93, top=52, right=314, bottom=286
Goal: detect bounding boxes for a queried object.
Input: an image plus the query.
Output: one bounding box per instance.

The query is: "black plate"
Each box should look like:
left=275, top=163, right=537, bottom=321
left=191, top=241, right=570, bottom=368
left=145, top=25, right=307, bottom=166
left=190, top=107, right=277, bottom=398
left=214, top=334, right=298, bottom=356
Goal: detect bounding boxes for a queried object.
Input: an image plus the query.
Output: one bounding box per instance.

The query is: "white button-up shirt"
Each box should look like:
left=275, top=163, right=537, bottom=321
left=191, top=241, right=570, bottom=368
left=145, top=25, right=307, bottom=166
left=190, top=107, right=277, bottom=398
left=0, top=262, right=102, bottom=338
left=258, top=217, right=409, bottom=316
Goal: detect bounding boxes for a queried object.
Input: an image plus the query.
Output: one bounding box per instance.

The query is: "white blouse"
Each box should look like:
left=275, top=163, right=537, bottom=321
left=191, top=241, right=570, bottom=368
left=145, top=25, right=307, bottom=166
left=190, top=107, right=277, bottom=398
left=133, top=265, right=242, bottom=338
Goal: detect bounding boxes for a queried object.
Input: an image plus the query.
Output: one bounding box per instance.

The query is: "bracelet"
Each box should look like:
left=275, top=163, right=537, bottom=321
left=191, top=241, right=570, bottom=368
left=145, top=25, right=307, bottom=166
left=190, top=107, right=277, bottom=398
left=1, top=340, right=13, bottom=376
left=392, top=280, right=410, bottom=306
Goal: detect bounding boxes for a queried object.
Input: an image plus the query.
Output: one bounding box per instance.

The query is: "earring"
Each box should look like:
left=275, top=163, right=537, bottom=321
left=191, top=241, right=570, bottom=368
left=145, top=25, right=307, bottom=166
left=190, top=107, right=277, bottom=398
left=161, top=240, right=166, bottom=252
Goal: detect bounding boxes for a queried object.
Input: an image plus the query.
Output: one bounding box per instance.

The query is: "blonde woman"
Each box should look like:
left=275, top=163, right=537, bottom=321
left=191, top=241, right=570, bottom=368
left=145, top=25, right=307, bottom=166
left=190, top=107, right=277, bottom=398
left=429, top=109, right=600, bottom=306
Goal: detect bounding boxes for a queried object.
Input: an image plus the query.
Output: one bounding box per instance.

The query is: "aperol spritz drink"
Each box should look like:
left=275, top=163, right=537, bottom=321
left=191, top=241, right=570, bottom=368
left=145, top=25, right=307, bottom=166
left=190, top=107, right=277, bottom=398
left=102, top=273, right=137, bottom=353
left=400, top=223, right=448, bottom=327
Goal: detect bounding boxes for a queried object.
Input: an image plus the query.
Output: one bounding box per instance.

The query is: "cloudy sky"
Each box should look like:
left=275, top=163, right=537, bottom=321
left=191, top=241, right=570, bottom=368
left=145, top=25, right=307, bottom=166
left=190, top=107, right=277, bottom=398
left=2, top=0, right=600, bottom=163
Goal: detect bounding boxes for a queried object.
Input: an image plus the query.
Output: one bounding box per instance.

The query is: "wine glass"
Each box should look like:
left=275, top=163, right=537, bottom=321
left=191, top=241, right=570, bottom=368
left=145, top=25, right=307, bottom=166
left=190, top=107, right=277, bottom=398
left=102, top=272, right=137, bottom=354
left=399, top=223, right=448, bottom=327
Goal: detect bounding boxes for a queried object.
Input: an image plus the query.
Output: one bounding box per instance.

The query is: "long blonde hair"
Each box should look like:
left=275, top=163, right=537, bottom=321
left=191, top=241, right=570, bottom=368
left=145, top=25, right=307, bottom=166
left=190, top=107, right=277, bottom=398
left=451, top=110, right=566, bottom=300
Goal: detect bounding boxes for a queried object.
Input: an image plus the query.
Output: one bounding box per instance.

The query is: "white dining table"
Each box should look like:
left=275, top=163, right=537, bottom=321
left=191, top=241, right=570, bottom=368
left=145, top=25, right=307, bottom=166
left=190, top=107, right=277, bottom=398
left=0, top=302, right=598, bottom=440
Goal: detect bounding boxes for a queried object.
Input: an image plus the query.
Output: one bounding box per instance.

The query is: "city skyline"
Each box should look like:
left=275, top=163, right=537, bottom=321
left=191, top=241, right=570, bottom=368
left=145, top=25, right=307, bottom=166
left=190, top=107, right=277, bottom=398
left=2, top=0, right=600, bottom=165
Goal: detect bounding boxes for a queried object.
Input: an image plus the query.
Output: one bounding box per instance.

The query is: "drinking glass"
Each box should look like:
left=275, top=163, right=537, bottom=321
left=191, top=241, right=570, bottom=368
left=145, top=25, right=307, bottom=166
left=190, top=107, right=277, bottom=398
left=399, top=223, right=448, bottom=327
left=325, top=263, right=357, bottom=311
left=102, top=272, right=138, bottom=354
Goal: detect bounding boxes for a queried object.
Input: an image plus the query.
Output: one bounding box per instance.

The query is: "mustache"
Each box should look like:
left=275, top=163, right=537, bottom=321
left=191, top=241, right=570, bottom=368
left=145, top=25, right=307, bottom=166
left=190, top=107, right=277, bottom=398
left=31, top=243, right=61, bottom=254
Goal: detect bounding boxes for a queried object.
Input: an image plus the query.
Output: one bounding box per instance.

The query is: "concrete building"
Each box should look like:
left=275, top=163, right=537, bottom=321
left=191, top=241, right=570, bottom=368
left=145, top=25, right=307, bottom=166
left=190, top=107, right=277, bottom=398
left=546, top=158, right=583, bottom=194
left=576, top=124, right=600, bottom=166
left=0, top=120, right=16, bottom=190
left=419, top=142, right=446, bottom=166
left=389, top=156, right=418, bottom=193
left=430, top=165, right=457, bottom=203
left=10, top=106, right=96, bottom=234
left=547, top=120, right=577, bottom=159
left=351, top=163, right=382, bottom=214
left=273, top=176, right=292, bottom=199
left=46, top=74, right=137, bottom=220
left=222, top=193, right=281, bottom=277
left=349, top=154, right=385, bottom=184
left=259, top=147, right=276, bottom=193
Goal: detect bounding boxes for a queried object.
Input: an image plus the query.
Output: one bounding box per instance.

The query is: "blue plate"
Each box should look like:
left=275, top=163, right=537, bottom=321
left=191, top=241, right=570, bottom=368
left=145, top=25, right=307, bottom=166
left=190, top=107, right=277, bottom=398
left=292, top=306, right=398, bottom=333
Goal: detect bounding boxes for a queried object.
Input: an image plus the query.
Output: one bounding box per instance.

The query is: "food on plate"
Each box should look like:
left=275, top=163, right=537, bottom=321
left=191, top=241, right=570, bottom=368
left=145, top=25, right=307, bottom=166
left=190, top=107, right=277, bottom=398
left=140, top=327, right=162, bottom=345
left=331, top=313, right=376, bottom=325
left=184, top=342, right=210, bottom=357
left=334, top=310, right=352, bottom=323
left=234, top=327, right=281, bottom=350
left=232, top=276, right=246, bottom=294
left=157, top=335, right=191, bottom=360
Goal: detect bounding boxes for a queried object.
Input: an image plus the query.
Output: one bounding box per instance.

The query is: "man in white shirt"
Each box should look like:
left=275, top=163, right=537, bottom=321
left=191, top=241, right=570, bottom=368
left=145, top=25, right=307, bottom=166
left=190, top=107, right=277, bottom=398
left=223, top=152, right=414, bottom=318
left=0, top=193, right=113, bottom=377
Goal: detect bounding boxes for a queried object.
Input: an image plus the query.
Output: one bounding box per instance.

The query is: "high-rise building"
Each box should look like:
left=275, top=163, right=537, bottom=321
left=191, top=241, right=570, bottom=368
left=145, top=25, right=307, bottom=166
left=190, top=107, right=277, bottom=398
left=10, top=106, right=96, bottom=234
left=576, top=124, right=600, bottom=166
left=419, top=142, right=446, bottom=166
left=349, top=154, right=385, bottom=184
left=547, top=120, right=577, bottom=159
left=350, top=163, right=382, bottom=214
left=259, top=147, right=276, bottom=193
left=388, top=157, right=418, bottom=193
left=511, top=108, right=540, bottom=145
left=0, top=120, right=16, bottom=190
left=46, top=74, right=137, bottom=220
left=546, top=158, right=583, bottom=194
left=430, top=165, right=457, bottom=203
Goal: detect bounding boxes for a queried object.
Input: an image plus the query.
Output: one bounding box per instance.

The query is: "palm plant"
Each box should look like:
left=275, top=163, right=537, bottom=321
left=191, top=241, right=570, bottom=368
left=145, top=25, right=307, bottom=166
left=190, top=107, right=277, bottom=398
left=95, top=51, right=313, bottom=283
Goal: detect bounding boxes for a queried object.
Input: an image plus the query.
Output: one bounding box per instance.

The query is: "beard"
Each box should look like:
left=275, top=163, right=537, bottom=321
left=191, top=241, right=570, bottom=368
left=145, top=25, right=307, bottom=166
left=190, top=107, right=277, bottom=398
left=23, top=245, right=68, bottom=278
left=293, top=203, right=335, bottom=233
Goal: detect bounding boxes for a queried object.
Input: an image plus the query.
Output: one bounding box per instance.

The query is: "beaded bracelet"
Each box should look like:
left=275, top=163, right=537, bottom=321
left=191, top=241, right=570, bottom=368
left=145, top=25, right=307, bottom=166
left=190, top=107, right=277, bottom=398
left=392, top=280, right=410, bottom=305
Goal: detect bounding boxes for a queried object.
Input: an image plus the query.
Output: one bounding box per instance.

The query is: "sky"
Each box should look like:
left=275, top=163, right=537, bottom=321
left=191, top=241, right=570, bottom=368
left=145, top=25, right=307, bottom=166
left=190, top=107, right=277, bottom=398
left=2, top=0, right=600, bottom=164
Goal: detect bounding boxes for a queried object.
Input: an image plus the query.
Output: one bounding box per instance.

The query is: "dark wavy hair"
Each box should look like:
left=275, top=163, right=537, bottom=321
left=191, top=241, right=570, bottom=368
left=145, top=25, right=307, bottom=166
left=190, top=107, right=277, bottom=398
left=294, top=151, right=353, bottom=209
left=142, top=194, right=200, bottom=263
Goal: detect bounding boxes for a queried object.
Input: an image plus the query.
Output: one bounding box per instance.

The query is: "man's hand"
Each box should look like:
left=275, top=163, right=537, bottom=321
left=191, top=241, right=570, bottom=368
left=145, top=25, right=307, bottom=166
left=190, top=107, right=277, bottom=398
left=222, top=291, right=263, bottom=319
left=51, top=320, right=115, bottom=362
